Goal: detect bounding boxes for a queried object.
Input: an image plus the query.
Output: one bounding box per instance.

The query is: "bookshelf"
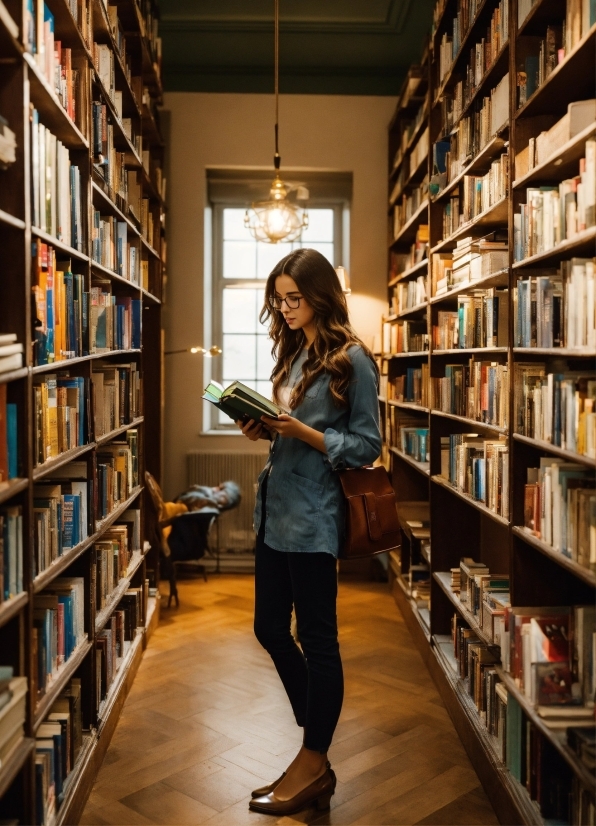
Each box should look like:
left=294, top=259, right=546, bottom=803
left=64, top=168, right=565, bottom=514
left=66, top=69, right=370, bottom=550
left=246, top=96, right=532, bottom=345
left=382, top=0, right=596, bottom=821
left=0, top=0, right=165, bottom=822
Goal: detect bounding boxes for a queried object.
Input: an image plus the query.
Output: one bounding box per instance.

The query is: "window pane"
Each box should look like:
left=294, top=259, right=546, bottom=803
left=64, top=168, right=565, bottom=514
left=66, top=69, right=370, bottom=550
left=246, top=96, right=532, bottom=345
left=223, top=208, right=250, bottom=240
left=257, top=335, right=274, bottom=381
left=257, top=242, right=292, bottom=279
left=223, top=334, right=255, bottom=380
left=304, top=241, right=334, bottom=265
left=223, top=241, right=256, bottom=279
left=223, top=288, right=258, bottom=334
left=301, top=209, right=334, bottom=243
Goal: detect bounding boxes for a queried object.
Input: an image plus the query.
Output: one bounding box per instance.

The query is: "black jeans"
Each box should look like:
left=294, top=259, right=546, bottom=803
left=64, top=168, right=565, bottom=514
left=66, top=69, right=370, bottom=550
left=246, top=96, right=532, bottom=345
left=254, top=501, right=344, bottom=753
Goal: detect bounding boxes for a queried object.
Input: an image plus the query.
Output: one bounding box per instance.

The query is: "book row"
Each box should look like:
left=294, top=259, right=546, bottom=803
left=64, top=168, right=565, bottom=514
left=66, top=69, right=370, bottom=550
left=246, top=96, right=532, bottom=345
left=439, top=68, right=509, bottom=143
left=393, top=178, right=429, bottom=240
left=94, top=515, right=141, bottom=610
left=1, top=505, right=23, bottom=601
left=390, top=274, right=427, bottom=315
left=514, top=363, right=595, bottom=458
left=389, top=225, right=429, bottom=279
left=96, top=585, right=145, bottom=710
left=383, top=319, right=429, bottom=354
left=440, top=433, right=509, bottom=516
left=442, top=152, right=508, bottom=238
left=433, top=288, right=509, bottom=350
left=431, top=234, right=508, bottom=295
left=513, top=259, right=595, bottom=350
left=386, top=411, right=430, bottom=462
left=0, top=671, right=27, bottom=788
left=0, top=383, right=18, bottom=483
left=432, top=359, right=509, bottom=428
left=523, top=459, right=595, bottom=570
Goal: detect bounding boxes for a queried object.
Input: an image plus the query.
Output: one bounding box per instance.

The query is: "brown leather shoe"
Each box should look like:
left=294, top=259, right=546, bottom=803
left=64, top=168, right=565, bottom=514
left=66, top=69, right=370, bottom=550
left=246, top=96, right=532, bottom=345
left=251, top=772, right=285, bottom=798
left=248, top=767, right=336, bottom=816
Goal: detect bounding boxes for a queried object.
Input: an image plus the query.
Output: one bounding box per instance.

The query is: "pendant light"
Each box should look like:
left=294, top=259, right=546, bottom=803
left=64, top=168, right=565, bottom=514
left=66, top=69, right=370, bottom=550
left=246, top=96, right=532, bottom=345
left=244, top=0, right=309, bottom=244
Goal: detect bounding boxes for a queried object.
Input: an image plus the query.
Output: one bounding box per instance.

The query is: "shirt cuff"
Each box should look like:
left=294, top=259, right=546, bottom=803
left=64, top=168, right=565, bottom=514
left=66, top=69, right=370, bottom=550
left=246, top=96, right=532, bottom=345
left=324, top=428, right=346, bottom=469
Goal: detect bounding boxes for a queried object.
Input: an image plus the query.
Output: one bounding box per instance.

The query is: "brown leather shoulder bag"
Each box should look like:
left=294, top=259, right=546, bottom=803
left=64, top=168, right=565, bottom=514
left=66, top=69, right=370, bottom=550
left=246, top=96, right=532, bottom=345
left=337, top=466, right=400, bottom=559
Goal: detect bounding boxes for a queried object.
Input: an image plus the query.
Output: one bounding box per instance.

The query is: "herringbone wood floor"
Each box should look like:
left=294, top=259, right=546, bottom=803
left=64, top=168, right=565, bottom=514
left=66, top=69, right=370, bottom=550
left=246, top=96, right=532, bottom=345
left=80, top=575, right=499, bottom=825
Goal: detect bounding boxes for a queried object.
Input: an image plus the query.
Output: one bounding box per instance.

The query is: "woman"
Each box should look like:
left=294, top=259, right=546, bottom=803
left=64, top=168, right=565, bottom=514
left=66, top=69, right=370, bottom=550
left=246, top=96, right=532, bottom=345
left=238, top=248, right=381, bottom=816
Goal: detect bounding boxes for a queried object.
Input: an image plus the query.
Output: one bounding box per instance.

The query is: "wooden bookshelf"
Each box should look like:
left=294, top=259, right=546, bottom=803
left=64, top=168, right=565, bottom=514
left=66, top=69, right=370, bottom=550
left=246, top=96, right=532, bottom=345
left=0, top=0, right=165, bottom=821
left=383, top=0, right=596, bottom=821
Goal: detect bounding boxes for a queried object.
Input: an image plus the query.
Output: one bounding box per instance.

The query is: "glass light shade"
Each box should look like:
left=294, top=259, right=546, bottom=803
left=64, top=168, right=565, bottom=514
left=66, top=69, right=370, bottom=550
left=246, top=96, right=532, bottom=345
left=245, top=175, right=309, bottom=244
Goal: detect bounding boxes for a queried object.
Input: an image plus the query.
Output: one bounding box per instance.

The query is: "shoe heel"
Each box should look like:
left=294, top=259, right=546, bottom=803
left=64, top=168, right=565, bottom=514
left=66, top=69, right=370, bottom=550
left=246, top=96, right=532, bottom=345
left=316, top=792, right=333, bottom=811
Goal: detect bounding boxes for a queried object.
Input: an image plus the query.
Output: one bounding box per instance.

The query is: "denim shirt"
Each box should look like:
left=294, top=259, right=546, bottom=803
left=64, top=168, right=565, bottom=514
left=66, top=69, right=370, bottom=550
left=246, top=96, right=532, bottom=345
left=254, top=344, right=381, bottom=557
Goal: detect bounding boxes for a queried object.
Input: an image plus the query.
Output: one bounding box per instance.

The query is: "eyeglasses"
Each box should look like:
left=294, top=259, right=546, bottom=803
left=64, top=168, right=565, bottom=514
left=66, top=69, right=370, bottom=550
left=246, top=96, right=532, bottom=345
left=269, top=294, right=303, bottom=310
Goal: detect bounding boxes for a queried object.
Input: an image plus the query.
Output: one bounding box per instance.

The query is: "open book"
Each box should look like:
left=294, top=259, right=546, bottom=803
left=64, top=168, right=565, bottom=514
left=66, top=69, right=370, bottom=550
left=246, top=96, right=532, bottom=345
left=203, top=380, right=281, bottom=422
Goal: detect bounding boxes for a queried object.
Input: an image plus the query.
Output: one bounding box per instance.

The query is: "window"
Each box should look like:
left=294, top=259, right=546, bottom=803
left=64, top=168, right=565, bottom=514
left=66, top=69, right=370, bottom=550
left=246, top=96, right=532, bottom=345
left=205, top=176, right=350, bottom=432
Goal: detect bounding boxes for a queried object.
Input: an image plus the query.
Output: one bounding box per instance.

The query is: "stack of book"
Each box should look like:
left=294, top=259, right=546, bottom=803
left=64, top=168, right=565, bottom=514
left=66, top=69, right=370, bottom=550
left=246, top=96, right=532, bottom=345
left=0, top=383, right=18, bottom=484
left=450, top=235, right=508, bottom=287
left=0, top=506, right=23, bottom=601
left=431, top=359, right=509, bottom=427
left=33, top=577, right=86, bottom=697
left=30, top=109, right=83, bottom=250
left=0, top=669, right=27, bottom=777
left=33, top=473, right=89, bottom=575
left=391, top=274, right=427, bottom=314
left=517, top=100, right=596, bottom=176
left=522, top=460, right=595, bottom=568
left=431, top=252, right=454, bottom=295
left=383, top=319, right=429, bottom=354
left=514, top=140, right=596, bottom=261
left=91, top=364, right=141, bottom=439
left=32, top=243, right=88, bottom=365
left=33, top=374, right=88, bottom=465
left=390, top=365, right=430, bottom=406
left=441, top=433, right=509, bottom=516
left=35, top=676, right=82, bottom=826
left=96, top=430, right=139, bottom=520
left=92, top=211, right=138, bottom=283
left=89, top=281, right=142, bottom=353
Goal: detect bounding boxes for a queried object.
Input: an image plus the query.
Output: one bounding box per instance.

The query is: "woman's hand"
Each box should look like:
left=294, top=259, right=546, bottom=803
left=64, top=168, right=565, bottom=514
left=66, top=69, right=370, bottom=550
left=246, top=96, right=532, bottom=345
left=237, top=418, right=272, bottom=441
left=261, top=413, right=305, bottom=439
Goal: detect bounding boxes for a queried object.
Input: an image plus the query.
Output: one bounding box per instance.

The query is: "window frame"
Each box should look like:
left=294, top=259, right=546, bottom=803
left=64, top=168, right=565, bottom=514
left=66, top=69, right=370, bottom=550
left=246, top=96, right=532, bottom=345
left=204, top=196, right=349, bottom=433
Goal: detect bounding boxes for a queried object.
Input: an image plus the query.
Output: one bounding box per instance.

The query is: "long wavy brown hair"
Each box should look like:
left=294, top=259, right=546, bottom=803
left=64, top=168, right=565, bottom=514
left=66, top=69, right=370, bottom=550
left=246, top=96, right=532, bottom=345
left=260, top=248, right=378, bottom=409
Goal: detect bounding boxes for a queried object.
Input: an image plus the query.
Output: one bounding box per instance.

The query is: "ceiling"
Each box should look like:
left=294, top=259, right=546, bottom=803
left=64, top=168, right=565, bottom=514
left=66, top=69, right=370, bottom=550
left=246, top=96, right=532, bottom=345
left=159, top=0, right=434, bottom=95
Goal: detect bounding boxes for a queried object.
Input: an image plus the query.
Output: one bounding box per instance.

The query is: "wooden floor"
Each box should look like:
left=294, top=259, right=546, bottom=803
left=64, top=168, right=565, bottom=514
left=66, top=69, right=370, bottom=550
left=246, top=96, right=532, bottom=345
left=80, top=574, right=499, bottom=825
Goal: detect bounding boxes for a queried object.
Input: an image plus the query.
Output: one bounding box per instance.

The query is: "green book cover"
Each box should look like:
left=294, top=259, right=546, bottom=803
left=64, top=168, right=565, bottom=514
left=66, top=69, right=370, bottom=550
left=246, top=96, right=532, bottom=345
left=203, top=381, right=281, bottom=422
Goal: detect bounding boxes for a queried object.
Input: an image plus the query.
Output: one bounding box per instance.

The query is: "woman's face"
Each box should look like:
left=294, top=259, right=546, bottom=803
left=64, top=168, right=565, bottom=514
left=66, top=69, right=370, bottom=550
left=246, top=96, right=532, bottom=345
left=274, top=274, right=315, bottom=334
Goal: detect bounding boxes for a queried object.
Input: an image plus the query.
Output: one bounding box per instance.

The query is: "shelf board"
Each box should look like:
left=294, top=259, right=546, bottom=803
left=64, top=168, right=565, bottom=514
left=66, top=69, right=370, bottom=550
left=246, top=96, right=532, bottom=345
left=95, top=550, right=144, bottom=633
left=0, top=367, right=28, bottom=385
left=513, top=347, right=596, bottom=358
left=391, top=199, right=429, bottom=247
left=389, top=258, right=428, bottom=286
left=0, top=737, right=34, bottom=801
left=390, top=446, right=430, bottom=476
left=432, top=133, right=508, bottom=204
left=512, top=526, right=596, bottom=587
left=33, top=443, right=96, bottom=481
left=431, top=474, right=510, bottom=525
left=431, top=197, right=509, bottom=255
left=494, top=665, right=596, bottom=790
left=518, top=0, right=565, bottom=35
left=431, top=409, right=508, bottom=434
left=515, top=24, right=596, bottom=120
left=395, top=301, right=428, bottom=319
left=91, top=260, right=143, bottom=291
left=25, top=53, right=89, bottom=151
left=0, top=591, right=28, bottom=631
left=96, top=417, right=144, bottom=446
left=512, top=433, right=596, bottom=468
left=54, top=733, right=95, bottom=826
left=512, top=227, right=596, bottom=269
left=34, top=640, right=93, bottom=730
left=430, top=268, right=509, bottom=303
left=432, top=347, right=509, bottom=355
left=33, top=349, right=142, bottom=375
left=97, top=629, right=144, bottom=729
left=140, top=235, right=161, bottom=260
left=0, top=209, right=25, bottom=230
left=92, top=180, right=141, bottom=237
left=383, top=351, right=429, bottom=360
left=433, top=572, right=496, bottom=647
left=140, top=287, right=161, bottom=305
left=94, top=485, right=143, bottom=534
left=31, top=226, right=89, bottom=262
left=33, top=534, right=96, bottom=594
left=0, top=0, right=19, bottom=41
left=388, top=400, right=430, bottom=413
left=0, top=477, right=29, bottom=505
left=513, top=122, right=596, bottom=190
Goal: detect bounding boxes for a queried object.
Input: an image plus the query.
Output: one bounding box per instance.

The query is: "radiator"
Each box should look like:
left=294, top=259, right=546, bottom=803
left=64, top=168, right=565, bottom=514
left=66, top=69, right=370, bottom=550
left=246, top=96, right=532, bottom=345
left=186, top=451, right=267, bottom=552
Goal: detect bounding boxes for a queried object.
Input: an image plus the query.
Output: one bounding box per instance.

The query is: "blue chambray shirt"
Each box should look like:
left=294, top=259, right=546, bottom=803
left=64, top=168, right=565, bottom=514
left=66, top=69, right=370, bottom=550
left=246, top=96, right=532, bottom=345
left=253, top=344, right=381, bottom=557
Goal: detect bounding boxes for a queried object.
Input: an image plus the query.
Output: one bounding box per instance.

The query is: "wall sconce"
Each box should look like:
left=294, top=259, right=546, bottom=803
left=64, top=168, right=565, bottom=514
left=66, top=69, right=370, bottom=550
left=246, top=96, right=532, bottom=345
left=165, top=346, right=223, bottom=357
left=335, top=266, right=351, bottom=295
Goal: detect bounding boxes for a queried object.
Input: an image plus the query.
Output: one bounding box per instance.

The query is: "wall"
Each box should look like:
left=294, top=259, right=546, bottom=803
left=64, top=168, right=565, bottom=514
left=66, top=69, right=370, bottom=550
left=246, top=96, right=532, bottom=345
left=162, top=92, right=396, bottom=498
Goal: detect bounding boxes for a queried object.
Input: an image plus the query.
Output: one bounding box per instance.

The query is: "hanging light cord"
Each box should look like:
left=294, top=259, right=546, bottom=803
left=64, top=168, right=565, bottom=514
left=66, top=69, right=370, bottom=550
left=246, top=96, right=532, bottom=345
left=274, top=0, right=280, bottom=171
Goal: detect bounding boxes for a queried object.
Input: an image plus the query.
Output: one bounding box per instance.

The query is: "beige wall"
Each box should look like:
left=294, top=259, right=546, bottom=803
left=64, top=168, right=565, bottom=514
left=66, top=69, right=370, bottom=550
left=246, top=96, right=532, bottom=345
left=162, top=92, right=396, bottom=498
